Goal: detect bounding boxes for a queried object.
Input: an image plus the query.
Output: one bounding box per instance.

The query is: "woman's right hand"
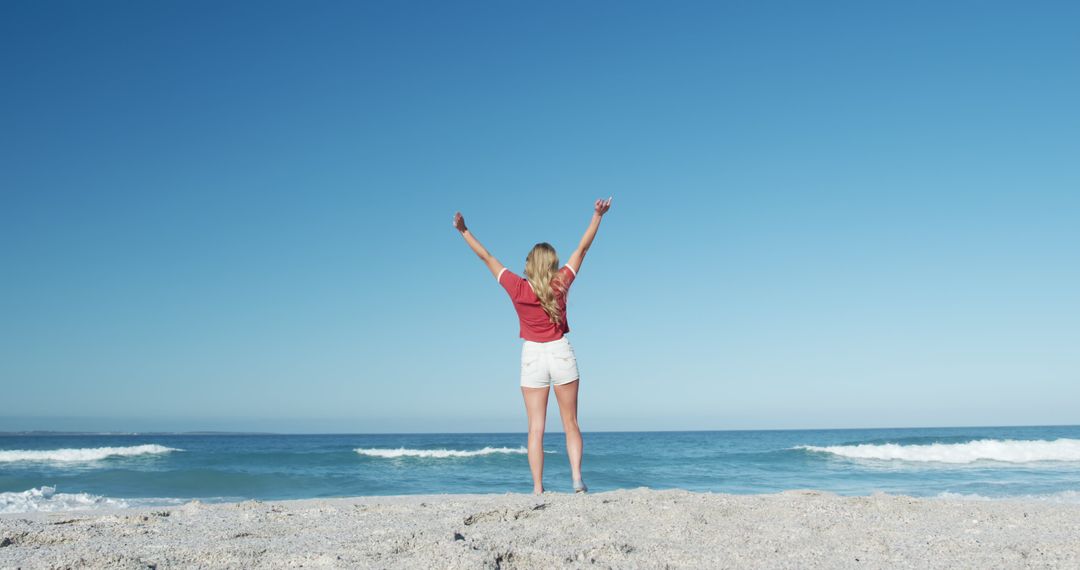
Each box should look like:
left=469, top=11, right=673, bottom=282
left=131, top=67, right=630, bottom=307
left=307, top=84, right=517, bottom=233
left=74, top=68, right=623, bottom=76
left=453, top=212, right=468, bottom=232
left=594, top=197, right=613, bottom=216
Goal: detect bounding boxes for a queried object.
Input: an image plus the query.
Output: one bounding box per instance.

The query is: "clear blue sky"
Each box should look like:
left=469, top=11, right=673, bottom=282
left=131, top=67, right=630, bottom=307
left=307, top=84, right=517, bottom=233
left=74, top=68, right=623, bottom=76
left=2, top=1, right=1077, bottom=433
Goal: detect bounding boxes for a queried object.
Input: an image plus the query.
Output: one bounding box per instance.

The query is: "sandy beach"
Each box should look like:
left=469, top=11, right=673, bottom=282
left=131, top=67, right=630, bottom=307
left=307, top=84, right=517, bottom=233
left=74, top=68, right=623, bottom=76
left=2, top=488, right=1079, bottom=569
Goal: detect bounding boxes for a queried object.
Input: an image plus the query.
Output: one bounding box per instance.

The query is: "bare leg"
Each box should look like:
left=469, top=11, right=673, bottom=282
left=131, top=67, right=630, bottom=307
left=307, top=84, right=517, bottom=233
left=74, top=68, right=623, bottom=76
left=521, top=386, right=549, bottom=494
left=553, top=379, right=583, bottom=483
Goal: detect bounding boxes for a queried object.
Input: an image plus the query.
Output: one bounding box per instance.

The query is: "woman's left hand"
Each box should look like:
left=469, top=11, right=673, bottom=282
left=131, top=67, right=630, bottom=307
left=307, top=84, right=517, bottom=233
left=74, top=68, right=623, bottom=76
left=453, top=212, right=468, bottom=232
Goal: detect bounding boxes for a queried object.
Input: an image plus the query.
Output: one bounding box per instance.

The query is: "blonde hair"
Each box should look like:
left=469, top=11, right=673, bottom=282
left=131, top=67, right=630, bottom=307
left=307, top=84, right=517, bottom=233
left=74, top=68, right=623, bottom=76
left=524, top=242, right=566, bottom=326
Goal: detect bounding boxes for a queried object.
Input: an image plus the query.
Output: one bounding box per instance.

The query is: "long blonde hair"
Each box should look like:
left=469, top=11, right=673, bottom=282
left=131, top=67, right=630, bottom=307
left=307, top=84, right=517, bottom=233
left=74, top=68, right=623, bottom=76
left=524, top=242, right=566, bottom=326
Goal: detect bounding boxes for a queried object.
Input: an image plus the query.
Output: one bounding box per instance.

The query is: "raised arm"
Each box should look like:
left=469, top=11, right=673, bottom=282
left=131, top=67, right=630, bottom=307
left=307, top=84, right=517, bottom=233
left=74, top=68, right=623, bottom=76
left=453, top=212, right=504, bottom=279
left=566, top=197, right=613, bottom=274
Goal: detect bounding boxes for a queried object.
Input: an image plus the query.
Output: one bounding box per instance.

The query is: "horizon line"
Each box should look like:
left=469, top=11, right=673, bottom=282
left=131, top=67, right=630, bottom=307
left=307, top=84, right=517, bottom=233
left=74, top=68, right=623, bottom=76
left=2, top=423, right=1078, bottom=437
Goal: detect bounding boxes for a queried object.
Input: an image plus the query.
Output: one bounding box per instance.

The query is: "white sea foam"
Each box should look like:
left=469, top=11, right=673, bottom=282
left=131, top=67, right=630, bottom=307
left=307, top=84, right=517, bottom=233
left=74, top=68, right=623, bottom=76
left=355, top=446, right=533, bottom=458
left=0, top=486, right=128, bottom=513
left=0, top=444, right=180, bottom=463
left=0, top=486, right=190, bottom=514
left=797, top=438, right=1080, bottom=464
left=935, top=490, right=1080, bottom=504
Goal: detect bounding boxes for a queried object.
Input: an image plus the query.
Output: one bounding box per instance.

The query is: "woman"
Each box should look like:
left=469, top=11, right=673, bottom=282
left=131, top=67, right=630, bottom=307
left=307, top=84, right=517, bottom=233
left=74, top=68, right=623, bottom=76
left=453, top=197, right=613, bottom=494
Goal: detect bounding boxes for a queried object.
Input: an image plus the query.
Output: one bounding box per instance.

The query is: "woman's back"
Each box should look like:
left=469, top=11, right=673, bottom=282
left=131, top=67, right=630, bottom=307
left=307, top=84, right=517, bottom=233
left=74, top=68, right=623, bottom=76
left=498, top=264, right=577, bottom=342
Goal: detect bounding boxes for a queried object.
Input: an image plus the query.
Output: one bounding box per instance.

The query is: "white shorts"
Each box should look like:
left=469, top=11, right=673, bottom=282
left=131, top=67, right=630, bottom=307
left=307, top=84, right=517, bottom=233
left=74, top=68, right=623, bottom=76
left=520, top=336, right=579, bottom=389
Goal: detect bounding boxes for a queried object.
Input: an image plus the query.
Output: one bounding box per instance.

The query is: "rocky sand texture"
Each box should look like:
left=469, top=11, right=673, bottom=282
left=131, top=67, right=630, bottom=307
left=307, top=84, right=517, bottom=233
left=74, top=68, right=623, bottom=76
left=2, top=488, right=1079, bottom=569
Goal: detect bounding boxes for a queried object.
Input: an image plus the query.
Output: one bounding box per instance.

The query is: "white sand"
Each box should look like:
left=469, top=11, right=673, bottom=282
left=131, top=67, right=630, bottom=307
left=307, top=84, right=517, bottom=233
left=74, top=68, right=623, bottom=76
left=2, top=488, right=1079, bottom=568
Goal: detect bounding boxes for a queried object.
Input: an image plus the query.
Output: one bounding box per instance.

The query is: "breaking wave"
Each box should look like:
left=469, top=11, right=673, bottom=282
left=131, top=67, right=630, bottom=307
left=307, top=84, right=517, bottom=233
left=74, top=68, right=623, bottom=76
left=355, top=446, right=533, bottom=458
left=797, top=438, right=1080, bottom=464
left=0, top=444, right=181, bottom=463
left=0, top=486, right=186, bottom=514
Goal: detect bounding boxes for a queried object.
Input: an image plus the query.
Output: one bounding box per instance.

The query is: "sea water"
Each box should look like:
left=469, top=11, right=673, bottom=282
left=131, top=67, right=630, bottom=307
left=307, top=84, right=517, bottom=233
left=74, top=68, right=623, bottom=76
left=3, top=426, right=1080, bottom=514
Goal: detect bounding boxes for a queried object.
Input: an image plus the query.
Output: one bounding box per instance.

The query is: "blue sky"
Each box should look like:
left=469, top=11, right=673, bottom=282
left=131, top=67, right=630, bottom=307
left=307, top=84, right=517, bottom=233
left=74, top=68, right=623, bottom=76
left=2, top=1, right=1077, bottom=433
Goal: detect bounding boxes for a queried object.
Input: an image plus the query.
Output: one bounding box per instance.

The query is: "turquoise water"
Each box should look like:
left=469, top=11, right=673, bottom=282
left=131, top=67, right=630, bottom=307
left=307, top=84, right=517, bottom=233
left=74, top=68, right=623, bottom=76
left=3, top=426, right=1080, bottom=513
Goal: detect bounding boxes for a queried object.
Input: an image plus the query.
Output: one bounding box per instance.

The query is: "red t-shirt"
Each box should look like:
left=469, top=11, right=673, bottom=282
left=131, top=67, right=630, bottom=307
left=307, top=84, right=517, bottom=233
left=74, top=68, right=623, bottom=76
left=498, top=264, right=577, bottom=342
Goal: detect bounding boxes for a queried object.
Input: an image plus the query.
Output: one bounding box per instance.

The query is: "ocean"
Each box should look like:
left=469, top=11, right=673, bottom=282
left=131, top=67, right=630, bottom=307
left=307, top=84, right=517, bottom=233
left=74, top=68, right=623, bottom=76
left=3, top=426, right=1080, bottom=514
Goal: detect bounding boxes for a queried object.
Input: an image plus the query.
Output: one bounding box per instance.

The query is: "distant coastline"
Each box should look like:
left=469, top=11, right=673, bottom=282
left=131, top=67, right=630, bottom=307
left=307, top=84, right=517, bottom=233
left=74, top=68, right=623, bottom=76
left=0, top=431, right=278, bottom=437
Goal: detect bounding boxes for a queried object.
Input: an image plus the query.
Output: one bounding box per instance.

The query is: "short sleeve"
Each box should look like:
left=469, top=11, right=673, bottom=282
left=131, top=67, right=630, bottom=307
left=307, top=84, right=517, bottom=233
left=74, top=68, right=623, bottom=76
left=498, top=268, right=524, bottom=300
left=559, top=264, right=576, bottom=290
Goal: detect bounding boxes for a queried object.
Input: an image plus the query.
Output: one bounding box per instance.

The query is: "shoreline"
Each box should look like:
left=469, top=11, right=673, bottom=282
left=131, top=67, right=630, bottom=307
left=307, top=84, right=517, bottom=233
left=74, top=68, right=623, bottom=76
left=3, top=486, right=1079, bottom=521
left=3, top=488, right=1079, bottom=568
